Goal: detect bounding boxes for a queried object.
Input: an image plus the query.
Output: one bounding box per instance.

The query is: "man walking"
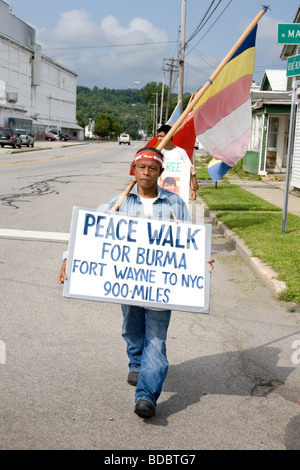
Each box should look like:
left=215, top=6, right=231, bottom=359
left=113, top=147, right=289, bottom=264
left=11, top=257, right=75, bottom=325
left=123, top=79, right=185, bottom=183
left=57, top=147, right=213, bottom=419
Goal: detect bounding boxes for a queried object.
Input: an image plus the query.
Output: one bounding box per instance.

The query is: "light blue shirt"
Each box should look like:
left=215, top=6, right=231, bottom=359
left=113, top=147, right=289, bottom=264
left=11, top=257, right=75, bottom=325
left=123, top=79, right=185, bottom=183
left=101, top=183, right=191, bottom=222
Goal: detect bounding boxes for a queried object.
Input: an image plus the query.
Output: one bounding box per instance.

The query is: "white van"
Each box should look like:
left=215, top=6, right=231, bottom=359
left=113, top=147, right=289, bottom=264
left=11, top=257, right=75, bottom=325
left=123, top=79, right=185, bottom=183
left=119, top=133, right=130, bottom=145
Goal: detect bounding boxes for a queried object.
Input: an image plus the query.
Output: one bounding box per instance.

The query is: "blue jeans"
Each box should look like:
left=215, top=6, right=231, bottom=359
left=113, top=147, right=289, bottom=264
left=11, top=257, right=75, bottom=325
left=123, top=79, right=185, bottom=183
left=121, top=304, right=171, bottom=407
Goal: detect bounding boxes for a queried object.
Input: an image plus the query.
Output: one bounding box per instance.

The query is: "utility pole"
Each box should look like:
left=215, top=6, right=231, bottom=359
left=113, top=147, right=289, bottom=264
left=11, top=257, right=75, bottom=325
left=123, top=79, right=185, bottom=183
left=163, top=58, right=179, bottom=122
left=152, top=92, right=160, bottom=132
left=159, top=74, right=165, bottom=127
left=178, top=0, right=187, bottom=114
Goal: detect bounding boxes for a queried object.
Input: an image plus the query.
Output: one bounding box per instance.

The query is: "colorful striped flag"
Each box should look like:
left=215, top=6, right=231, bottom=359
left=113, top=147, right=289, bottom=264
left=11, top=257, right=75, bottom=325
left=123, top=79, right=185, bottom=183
left=208, top=157, right=232, bottom=181
left=193, top=25, right=257, bottom=181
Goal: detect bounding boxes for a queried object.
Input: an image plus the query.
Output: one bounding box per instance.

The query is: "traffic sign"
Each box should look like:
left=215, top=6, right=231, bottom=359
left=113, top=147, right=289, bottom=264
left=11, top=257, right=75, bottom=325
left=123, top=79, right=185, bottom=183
left=278, top=23, right=300, bottom=44
left=287, top=54, right=300, bottom=77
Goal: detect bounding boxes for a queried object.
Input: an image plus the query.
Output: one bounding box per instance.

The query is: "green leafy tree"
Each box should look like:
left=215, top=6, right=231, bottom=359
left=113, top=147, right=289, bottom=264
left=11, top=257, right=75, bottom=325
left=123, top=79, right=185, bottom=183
left=140, top=82, right=161, bottom=104
left=76, top=111, right=87, bottom=129
left=77, top=86, right=148, bottom=138
left=94, top=114, right=122, bottom=139
left=76, top=82, right=184, bottom=139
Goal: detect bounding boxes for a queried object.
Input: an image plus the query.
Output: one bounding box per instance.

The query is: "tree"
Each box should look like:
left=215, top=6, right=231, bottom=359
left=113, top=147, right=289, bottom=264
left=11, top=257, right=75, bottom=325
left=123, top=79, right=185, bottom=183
left=76, top=111, right=86, bottom=129
left=77, top=86, right=148, bottom=137
left=94, top=114, right=122, bottom=139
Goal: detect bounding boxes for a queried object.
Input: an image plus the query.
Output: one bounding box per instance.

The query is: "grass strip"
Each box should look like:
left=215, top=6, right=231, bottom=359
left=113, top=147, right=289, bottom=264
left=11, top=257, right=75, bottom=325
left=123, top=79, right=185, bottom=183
left=215, top=212, right=300, bottom=303
left=199, top=184, right=281, bottom=212
left=197, top=183, right=300, bottom=303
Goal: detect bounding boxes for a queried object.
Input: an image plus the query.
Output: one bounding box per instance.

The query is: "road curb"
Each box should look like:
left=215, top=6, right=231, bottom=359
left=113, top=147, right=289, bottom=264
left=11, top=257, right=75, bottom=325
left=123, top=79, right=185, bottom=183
left=205, top=207, right=287, bottom=296
left=8, top=142, right=88, bottom=155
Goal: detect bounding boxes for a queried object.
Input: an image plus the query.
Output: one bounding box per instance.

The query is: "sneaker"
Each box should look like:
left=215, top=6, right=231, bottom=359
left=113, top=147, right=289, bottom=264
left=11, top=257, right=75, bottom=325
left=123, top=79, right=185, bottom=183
left=127, top=371, right=139, bottom=386
left=134, top=399, right=156, bottom=418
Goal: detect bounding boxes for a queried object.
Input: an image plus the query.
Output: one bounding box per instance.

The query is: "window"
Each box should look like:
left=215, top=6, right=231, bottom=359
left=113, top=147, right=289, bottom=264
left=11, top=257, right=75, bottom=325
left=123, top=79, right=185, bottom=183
left=267, top=117, right=279, bottom=149
left=250, top=115, right=262, bottom=151
left=57, top=69, right=61, bottom=86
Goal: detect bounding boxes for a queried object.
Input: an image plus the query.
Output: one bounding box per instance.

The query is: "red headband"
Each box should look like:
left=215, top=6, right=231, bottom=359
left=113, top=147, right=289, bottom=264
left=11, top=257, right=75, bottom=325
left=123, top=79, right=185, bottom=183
left=129, top=149, right=164, bottom=175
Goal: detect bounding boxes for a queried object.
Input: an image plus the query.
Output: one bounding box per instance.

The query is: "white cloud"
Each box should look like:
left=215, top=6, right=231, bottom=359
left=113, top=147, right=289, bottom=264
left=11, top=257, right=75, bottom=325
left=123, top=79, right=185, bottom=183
left=52, top=10, right=101, bottom=44
left=100, top=15, right=168, bottom=43
left=256, top=15, right=280, bottom=41
left=37, top=10, right=171, bottom=88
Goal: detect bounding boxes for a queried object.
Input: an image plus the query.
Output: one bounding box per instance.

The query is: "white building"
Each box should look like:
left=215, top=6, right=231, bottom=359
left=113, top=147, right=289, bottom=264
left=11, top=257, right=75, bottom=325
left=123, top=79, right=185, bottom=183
left=244, top=71, right=291, bottom=176
left=0, top=0, right=83, bottom=139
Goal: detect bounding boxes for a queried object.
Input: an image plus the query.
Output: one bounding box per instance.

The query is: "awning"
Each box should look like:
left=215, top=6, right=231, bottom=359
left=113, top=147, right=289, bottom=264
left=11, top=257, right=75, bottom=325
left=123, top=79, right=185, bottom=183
left=33, top=118, right=83, bottom=131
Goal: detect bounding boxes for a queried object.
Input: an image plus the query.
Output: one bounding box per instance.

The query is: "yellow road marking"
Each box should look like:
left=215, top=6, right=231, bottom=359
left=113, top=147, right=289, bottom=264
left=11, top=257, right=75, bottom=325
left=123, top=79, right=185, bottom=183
left=0, top=144, right=114, bottom=167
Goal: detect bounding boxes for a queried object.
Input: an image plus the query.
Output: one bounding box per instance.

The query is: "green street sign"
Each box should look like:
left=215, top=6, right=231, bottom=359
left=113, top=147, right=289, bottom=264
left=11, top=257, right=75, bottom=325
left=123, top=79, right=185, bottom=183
left=278, top=23, right=300, bottom=44
left=287, top=54, right=300, bottom=77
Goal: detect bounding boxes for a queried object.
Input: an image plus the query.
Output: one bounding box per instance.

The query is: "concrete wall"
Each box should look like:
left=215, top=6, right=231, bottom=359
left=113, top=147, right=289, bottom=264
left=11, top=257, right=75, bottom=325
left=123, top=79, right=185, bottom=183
left=0, top=1, right=35, bottom=48
left=32, top=56, right=77, bottom=127
left=0, top=34, right=32, bottom=110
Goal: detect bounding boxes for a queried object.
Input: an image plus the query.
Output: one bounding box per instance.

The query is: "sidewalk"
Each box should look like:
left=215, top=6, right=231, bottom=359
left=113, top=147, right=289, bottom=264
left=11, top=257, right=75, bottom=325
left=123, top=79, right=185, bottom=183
left=0, top=140, right=87, bottom=156
left=230, top=177, right=300, bottom=217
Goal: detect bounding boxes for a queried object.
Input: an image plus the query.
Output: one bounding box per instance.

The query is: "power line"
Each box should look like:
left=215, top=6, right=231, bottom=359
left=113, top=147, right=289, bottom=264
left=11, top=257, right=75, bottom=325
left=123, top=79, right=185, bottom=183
left=43, top=40, right=178, bottom=52
left=186, top=0, right=222, bottom=45
left=185, top=0, right=233, bottom=58
left=53, top=43, right=173, bottom=62
left=192, top=49, right=219, bottom=67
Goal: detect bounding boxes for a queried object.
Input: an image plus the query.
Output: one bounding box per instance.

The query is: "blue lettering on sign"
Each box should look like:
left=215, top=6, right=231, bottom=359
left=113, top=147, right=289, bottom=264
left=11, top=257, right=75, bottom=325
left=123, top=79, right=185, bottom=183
left=101, top=243, right=131, bottom=262
left=83, top=213, right=137, bottom=242
left=181, top=274, right=204, bottom=289
left=147, top=222, right=200, bottom=249
left=187, top=228, right=201, bottom=249
left=131, top=285, right=170, bottom=303
left=102, top=281, right=170, bottom=303
left=105, top=217, right=116, bottom=240
left=72, top=259, right=107, bottom=276
left=114, top=266, right=156, bottom=283
left=136, top=247, right=187, bottom=269
left=83, top=214, right=97, bottom=235
left=147, top=224, right=165, bottom=245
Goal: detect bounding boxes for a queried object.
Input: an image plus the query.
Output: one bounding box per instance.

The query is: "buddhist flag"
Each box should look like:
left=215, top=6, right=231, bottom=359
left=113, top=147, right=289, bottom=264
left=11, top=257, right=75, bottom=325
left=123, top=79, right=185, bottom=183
left=208, top=157, right=232, bottom=181
left=193, top=25, right=257, bottom=181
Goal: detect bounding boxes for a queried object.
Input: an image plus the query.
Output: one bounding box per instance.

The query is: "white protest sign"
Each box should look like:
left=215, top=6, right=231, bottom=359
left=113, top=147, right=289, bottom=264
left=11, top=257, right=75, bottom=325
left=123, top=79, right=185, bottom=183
left=159, top=161, right=190, bottom=206
left=63, top=207, right=211, bottom=313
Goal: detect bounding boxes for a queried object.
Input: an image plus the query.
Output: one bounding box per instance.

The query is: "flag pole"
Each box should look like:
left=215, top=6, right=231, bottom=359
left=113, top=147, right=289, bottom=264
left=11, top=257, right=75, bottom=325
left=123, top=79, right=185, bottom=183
left=110, top=177, right=137, bottom=211
left=111, top=6, right=268, bottom=212
left=157, top=6, right=268, bottom=151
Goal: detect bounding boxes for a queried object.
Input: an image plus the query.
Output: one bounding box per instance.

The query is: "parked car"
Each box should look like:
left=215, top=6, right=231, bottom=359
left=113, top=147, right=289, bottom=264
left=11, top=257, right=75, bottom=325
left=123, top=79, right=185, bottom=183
left=49, top=129, right=71, bottom=141
left=15, top=129, right=35, bottom=147
left=0, top=128, right=22, bottom=148
left=45, top=132, right=58, bottom=141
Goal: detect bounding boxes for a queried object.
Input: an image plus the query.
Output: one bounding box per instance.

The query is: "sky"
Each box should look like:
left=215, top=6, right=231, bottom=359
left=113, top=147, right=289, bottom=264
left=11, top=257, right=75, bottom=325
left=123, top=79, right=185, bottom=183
left=7, top=0, right=300, bottom=92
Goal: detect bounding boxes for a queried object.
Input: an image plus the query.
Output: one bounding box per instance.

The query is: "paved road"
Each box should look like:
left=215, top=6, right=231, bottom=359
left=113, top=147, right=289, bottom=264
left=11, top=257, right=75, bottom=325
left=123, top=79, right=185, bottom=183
left=0, top=142, right=299, bottom=450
